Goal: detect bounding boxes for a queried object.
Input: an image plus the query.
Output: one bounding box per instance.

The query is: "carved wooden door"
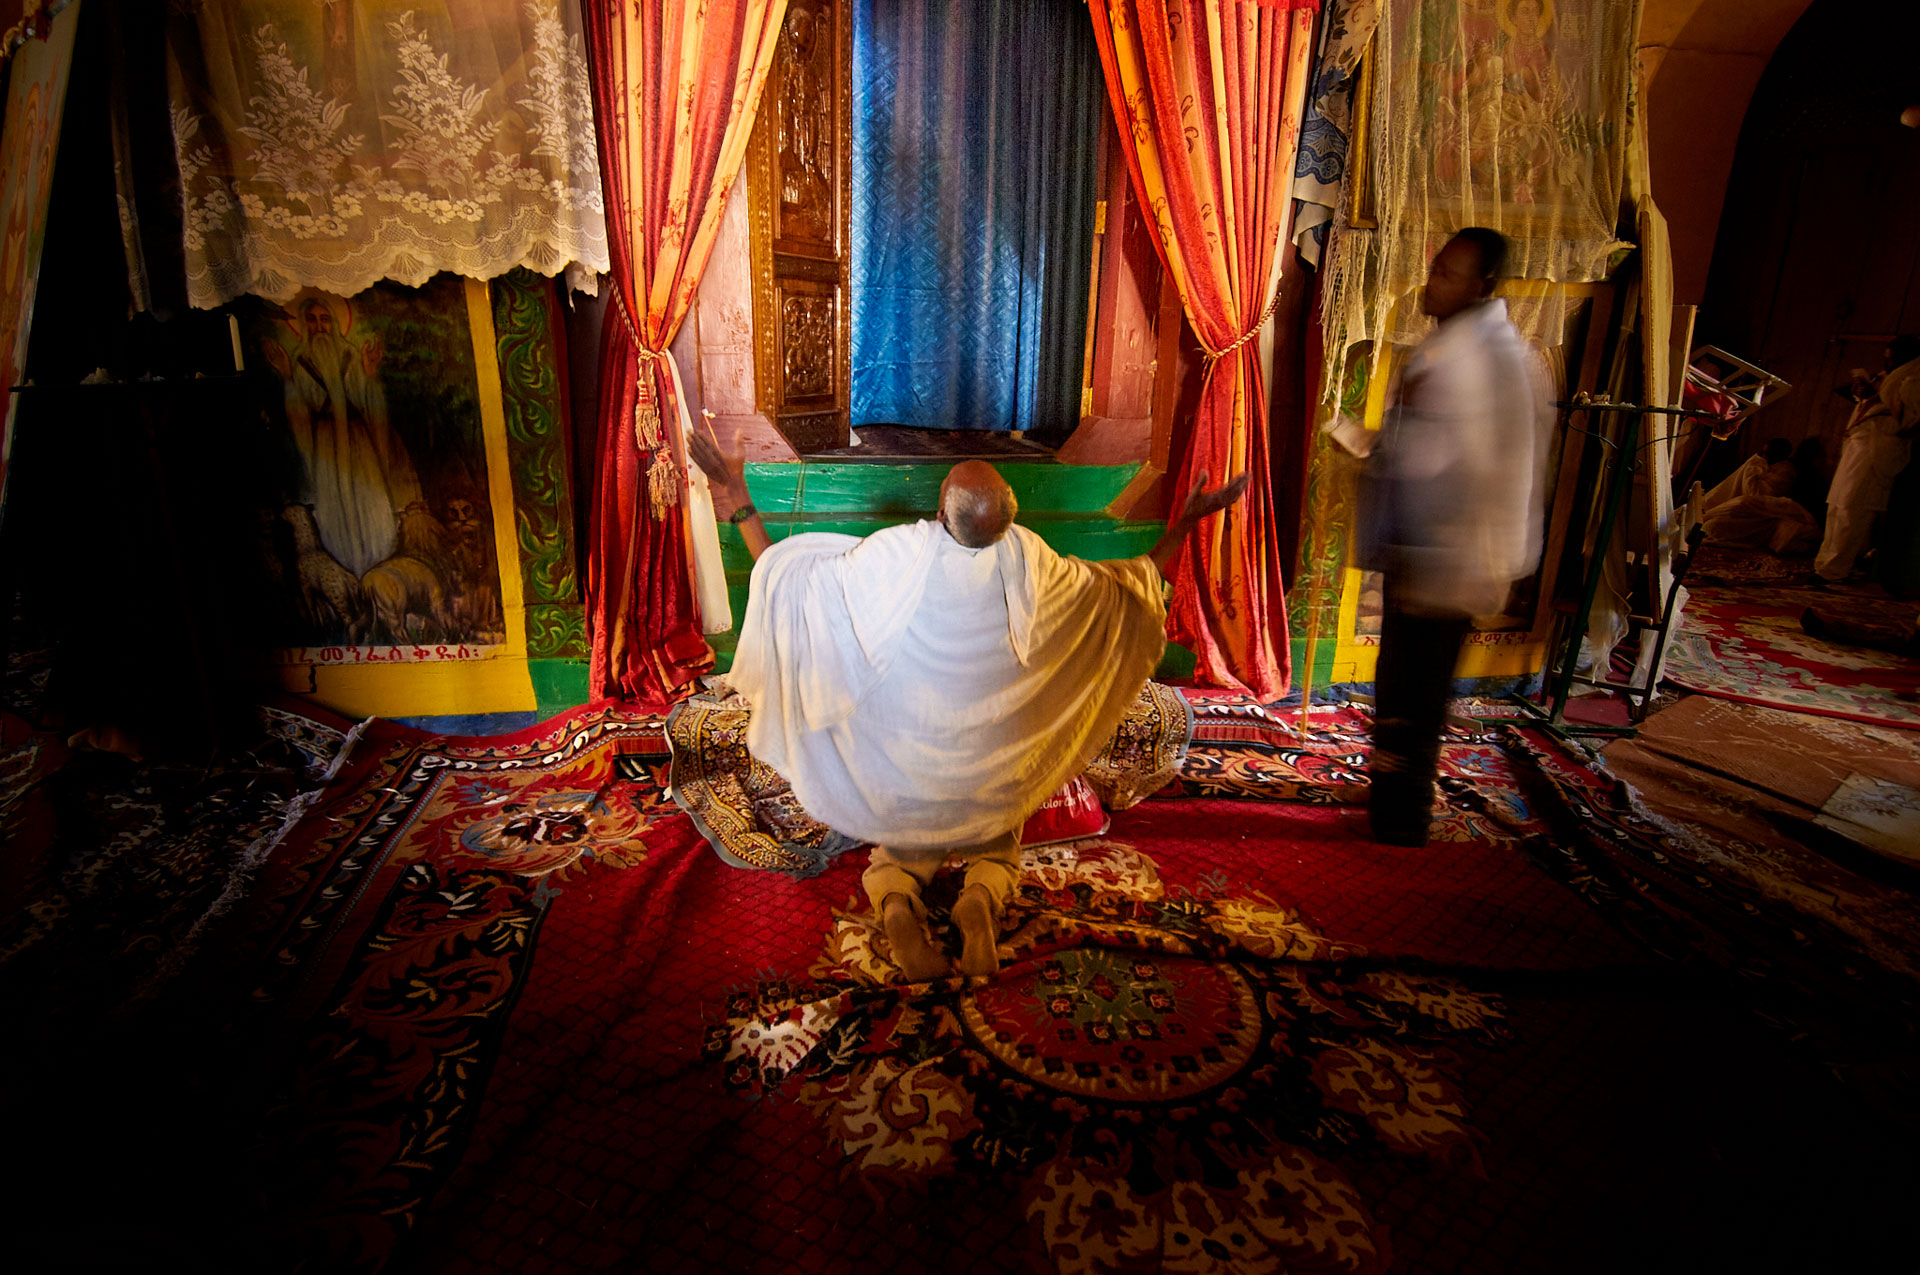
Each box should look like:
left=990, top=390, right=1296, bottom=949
left=746, top=0, right=850, bottom=455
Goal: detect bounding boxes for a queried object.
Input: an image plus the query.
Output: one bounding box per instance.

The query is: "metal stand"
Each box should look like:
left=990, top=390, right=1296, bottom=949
left=1525, top=393, right=1720, bottom=737
left=1672, top=345, right=1790, bottom=499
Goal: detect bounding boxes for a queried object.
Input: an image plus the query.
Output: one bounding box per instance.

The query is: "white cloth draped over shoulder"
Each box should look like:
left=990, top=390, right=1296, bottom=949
left=726, top=520, right=1168, bottom=850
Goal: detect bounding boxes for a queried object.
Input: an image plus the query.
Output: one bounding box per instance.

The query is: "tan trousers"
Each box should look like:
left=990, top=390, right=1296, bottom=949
left=1815, top=504, right=1875, bottom=582
left=862, top=830, right=1022, bottom=921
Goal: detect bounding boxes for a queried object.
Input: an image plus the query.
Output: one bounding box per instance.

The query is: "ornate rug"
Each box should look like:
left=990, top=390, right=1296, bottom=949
left=1503, top=721, right=1920, bottom=1134
left=1685, top=543, right=1813, bottom=587
left=1, top=700, right=360, bottom=1272
left=1176, top=697, right=1587, bottom=842
left=666, top=681, right=1192, bottom=874
left=169, top=701, right=1920, bottom=1273
left=1662, top=585, right=1920, bottom=728
left=0, top=701, right=351, bottom=1022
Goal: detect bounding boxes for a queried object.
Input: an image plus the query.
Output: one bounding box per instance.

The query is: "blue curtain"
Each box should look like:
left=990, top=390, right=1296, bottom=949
left=850, top=0, right=1102, bottom=435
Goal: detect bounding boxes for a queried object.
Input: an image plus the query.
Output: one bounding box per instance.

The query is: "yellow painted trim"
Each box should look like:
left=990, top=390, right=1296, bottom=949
left=468, top=276, right=534, bottom=660
left=288, top=279, right=537, bottom=719
left=1328, top=278, right=1601, bottom=686
left=1361, top=344, right=1395, bottom=430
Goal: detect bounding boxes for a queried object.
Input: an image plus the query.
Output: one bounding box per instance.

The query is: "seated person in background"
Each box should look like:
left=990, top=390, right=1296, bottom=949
left=689, top=430, right=1246, bottom=981
left=1700, top=437, right=1820, bottom=555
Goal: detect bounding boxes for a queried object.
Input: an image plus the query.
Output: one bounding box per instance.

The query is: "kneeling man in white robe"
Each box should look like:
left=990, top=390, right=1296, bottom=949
left=691, top=432, right=1245, bottom=981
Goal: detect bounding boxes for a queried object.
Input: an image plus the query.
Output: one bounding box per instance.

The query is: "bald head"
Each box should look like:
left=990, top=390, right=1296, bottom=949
left=938, top=460, right=1017, bottom=548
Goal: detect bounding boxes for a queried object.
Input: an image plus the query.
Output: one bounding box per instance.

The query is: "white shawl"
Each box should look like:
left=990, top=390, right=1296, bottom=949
left=727, top=520, right=1167, bottom=849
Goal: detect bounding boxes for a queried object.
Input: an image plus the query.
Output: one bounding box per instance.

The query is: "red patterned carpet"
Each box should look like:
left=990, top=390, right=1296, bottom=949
left=1664, top=585, right=1920, bottom=728
left=83, top=696, right=1893, bottom=1275
left=10, top=698, right=1910, bottom=1271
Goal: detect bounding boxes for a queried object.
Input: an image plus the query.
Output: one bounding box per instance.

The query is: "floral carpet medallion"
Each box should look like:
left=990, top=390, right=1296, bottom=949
left=708, top=841, right=1505, bottom=1274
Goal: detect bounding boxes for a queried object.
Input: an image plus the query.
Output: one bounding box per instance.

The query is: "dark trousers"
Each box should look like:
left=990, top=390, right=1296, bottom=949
left=1368, top=604, right=1471, bottom=844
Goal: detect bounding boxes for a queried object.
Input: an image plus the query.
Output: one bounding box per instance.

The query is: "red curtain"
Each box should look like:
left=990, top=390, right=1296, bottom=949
left=1089, top=0, right=1317, bottom=701
left=582, top=1, right=787, bottom=707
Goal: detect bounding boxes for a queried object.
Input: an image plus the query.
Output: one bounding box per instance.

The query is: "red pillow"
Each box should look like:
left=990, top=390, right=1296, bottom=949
left=1019, top=776, right=1109, bottom=849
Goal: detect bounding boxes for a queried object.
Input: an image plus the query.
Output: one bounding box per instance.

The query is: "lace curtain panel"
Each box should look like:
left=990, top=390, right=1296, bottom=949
left=1319, top=0, right=1635, bottom=386
left=166, top=0, right=609, bottom=309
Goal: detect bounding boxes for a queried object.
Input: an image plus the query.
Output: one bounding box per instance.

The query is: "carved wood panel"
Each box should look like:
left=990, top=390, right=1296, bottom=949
left=748, top=0, right=850, bottom=453
left=779, top=282, right=837, bottom=404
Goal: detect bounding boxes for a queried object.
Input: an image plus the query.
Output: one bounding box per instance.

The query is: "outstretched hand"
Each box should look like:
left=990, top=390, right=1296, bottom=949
left=1148, top=468, right=1252, bottom=583
left=1178, top=469, right=1252, bottom=526
left=688, top=427, right=747, bottom=500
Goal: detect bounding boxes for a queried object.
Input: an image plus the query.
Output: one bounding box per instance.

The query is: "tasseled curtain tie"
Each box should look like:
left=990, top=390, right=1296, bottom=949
left=610, top=287, right=683, bottom=521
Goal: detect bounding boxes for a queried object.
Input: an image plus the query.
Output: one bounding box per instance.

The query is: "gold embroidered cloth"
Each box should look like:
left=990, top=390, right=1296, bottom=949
left=667, top=682, right=1194, bottom=875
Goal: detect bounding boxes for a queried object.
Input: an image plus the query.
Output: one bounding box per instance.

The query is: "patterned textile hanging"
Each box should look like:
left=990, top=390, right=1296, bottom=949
left=1089, top=0, right=1320, bottom=702
left=1289, top=0, right=1377, bottom=267
left=581, top=0, right=787, bottom=708
left=1317, top=0, right=1636, bottom=389
left=165, top=0, right=609, bottom=308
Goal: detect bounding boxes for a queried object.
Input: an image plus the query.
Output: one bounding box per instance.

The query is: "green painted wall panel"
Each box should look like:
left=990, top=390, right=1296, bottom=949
left=529, top=657, right=590, bottom=716
left=737, top=461, right=1141, bottom=514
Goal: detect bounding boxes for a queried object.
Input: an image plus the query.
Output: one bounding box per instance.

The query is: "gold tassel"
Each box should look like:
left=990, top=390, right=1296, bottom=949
left=634, top=359, right=680, bottom=521
left=648, top=449, right=681, bottom=522
left=633, top=365, right=664, bottom=453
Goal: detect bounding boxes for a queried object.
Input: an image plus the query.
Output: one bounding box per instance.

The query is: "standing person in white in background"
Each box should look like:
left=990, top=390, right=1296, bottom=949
left=1815, top=335, right=1920, bottom=584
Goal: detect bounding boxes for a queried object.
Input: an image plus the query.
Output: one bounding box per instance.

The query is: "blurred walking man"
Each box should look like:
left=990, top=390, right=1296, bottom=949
left=1359, top=228, right=1552, bottom=845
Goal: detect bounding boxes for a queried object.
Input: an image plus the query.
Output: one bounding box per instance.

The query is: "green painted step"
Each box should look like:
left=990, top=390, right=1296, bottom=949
left=737, top=461, right=1140, bottom=515
left=528, top=657, right=589, bottom=716
left=715, top=516, right=1164, bottom=573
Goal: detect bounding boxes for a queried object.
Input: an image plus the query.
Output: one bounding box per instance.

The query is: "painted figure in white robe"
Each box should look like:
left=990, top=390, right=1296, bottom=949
left=1700, top=437, right=1819, bottom=556
left=1815, top=335, right=1920, bottom=583
left=691, top=431, right=1245, bottom=981
left=268, top=295, right=425, bottom=577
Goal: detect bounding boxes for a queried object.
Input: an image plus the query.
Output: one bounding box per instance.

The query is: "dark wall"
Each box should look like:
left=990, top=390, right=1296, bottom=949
left=1698, top=0, right=1920, bottom=485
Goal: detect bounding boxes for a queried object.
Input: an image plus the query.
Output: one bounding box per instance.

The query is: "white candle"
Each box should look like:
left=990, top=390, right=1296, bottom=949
left=228, top=314, right=244, bottom=374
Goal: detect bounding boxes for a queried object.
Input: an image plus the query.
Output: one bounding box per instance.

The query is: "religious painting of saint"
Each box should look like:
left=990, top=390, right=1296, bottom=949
left=1400, top=0, right=1623, bottom=222
left=250, top=274, right=506, bottom=659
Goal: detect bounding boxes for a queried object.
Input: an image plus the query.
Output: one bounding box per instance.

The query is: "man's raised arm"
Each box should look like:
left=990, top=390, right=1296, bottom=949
left=1148, top=470, right=1251, bottom=584
left=688, top=429, right=772, bottom=562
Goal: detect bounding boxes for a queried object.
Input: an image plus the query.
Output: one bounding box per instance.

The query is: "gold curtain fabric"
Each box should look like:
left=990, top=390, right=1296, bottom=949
left=581, top=0, right=788, bottom=703
left=1319, top=0, right=1635, bottom=383
left=167, top=0, right=609, bottom=308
